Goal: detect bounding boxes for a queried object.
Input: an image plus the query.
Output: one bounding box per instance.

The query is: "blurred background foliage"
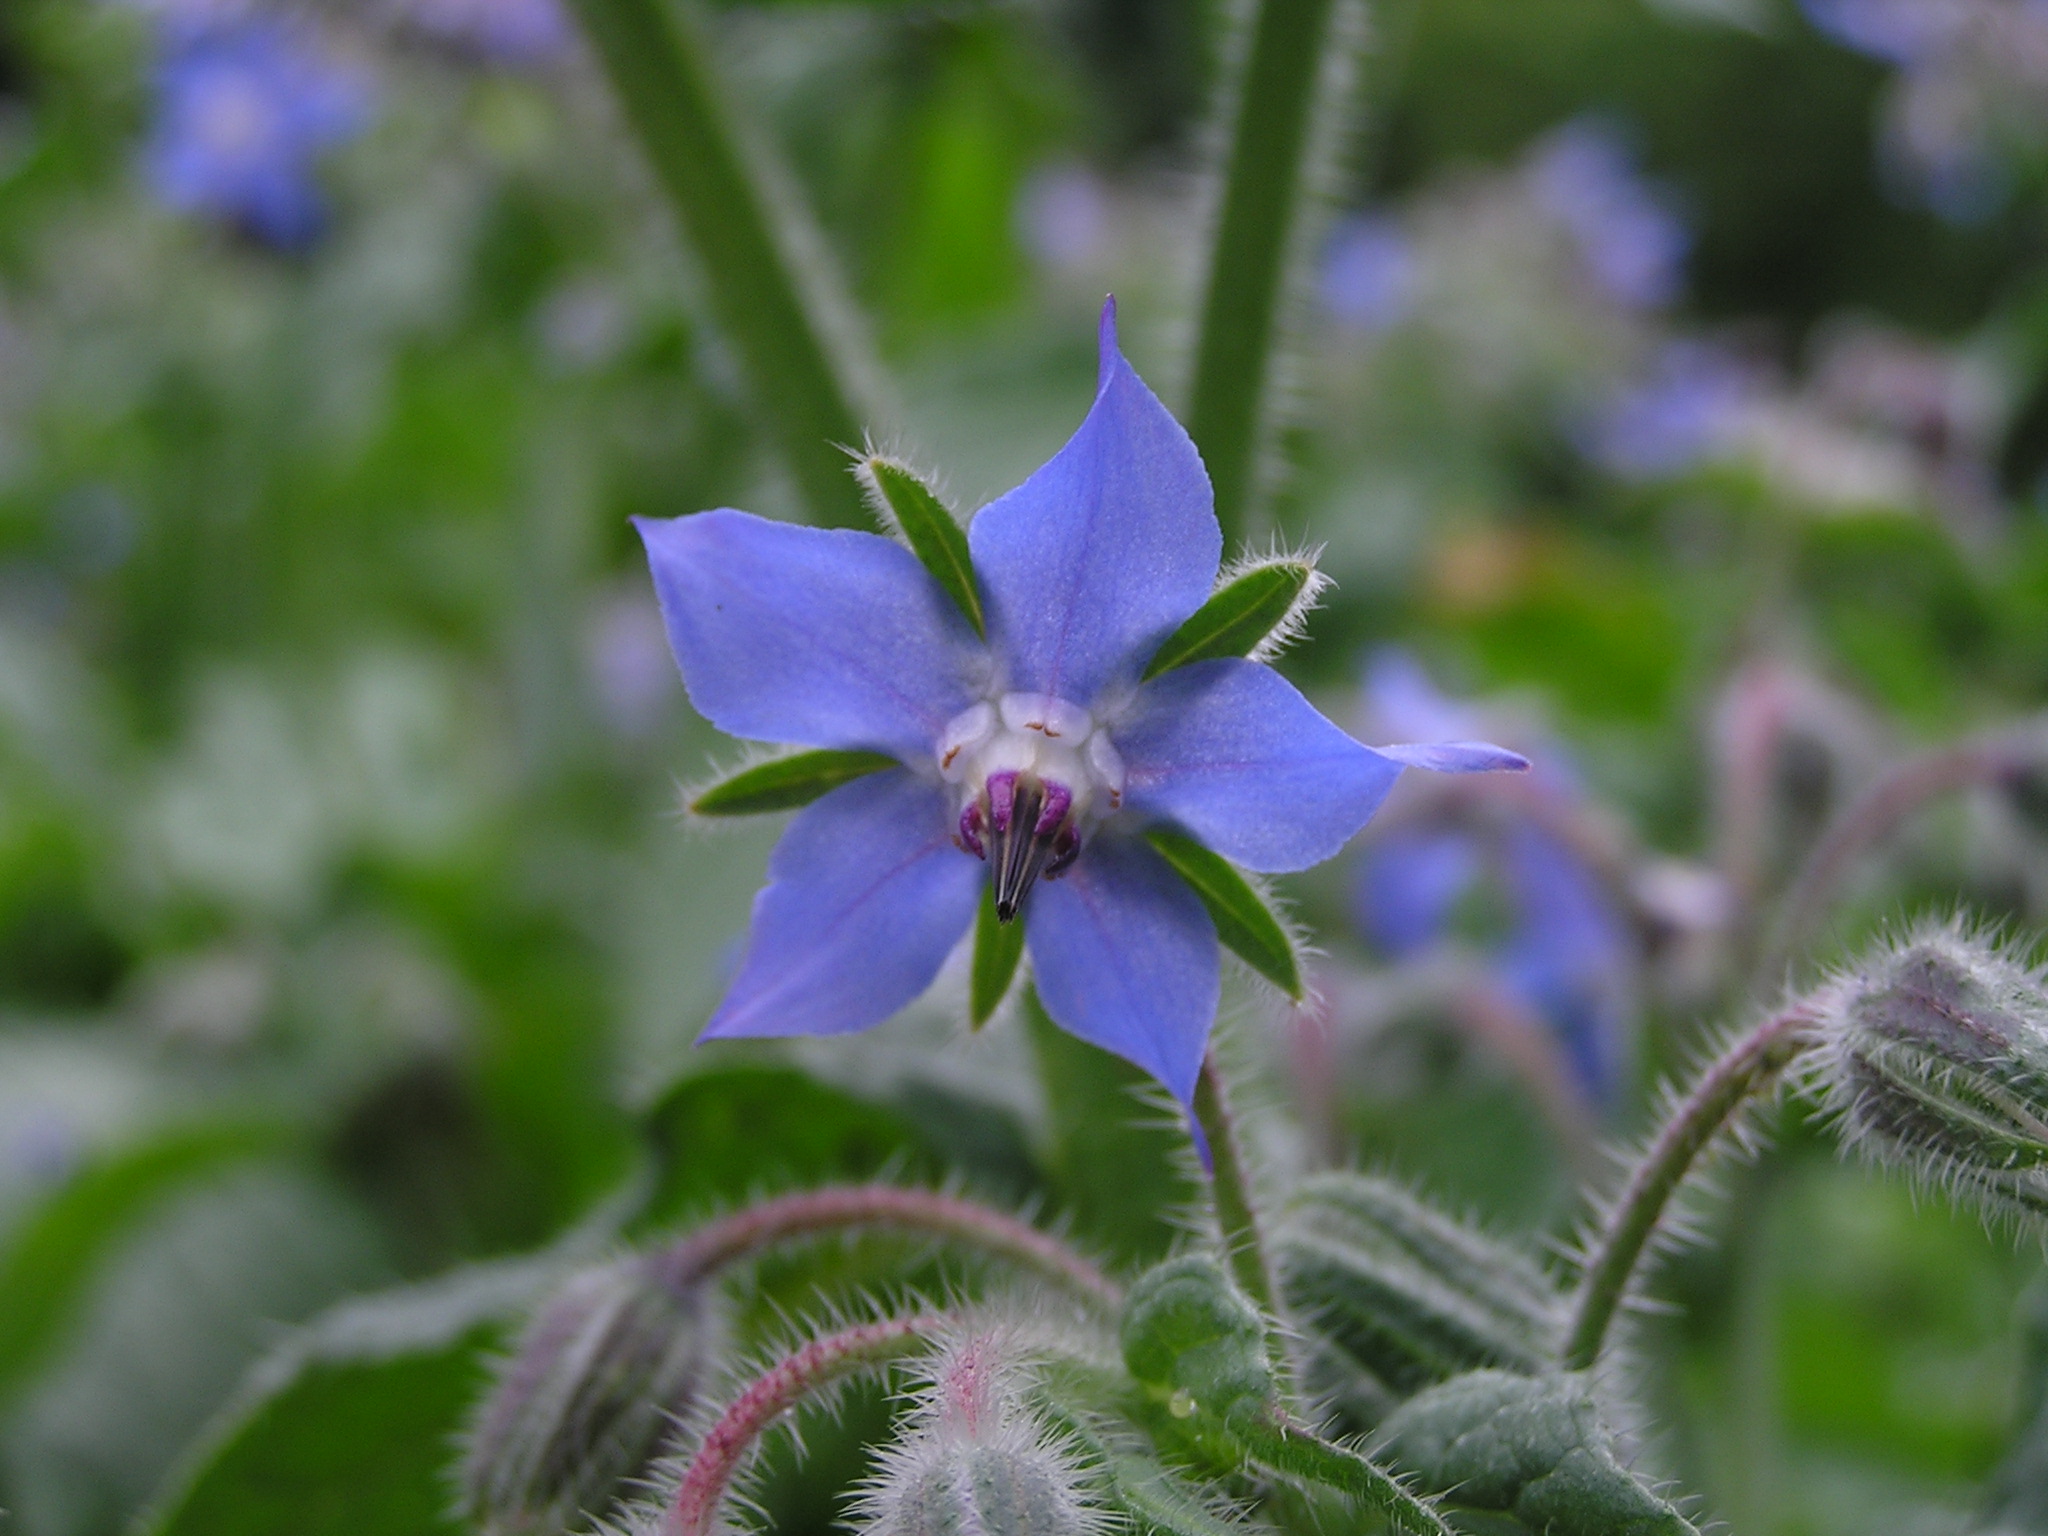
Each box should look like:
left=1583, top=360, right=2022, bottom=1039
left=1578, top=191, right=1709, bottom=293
left=4, top=0, right=2048, bottom=1532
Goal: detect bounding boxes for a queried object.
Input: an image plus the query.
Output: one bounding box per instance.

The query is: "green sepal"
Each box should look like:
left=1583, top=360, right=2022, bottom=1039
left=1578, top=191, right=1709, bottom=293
left=1377, top=1369, right=1696, bottom=1536
left=1142, top=558, right=1320, bottom=680
left=1144, top=829, right=1302, bottom=999
left=859, top=457, right=986, bottom=638
left=690, top=749, right=898, bottom=816
left=971, top=885, right=1025, bottom=1027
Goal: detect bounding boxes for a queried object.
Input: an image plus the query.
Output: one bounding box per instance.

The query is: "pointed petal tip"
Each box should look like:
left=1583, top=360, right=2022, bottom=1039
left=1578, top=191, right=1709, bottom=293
left=1376, top=741, right=1531, bottom=775
left=1098, top=294, right=1120, bottom=387
left=1187, top=1108, right=1214, bottom=1175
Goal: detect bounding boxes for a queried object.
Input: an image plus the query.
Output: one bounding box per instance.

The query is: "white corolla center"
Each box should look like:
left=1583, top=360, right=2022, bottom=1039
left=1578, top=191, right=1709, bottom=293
left=935, top=692, right=1126, bottom=923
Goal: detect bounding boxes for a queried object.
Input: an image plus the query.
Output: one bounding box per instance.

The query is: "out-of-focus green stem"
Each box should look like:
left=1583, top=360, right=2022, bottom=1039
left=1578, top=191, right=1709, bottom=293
left=1194, top=1053, right=1279, bottom=1324
left=1186, top=0, right=1343, bottom=545
left=566, top=0, right=872, bottom=528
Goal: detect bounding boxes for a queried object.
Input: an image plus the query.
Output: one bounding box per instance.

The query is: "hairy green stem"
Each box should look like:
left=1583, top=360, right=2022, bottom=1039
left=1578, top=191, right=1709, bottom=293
left=565, top=0, right=873, bottom=528
left=1239, top=1413, right=1452, bottom=1536
left=650, top=1183, right=1121, bottom=1310
left=1194, top=1053, right=1279, bottom=1323
left=1186, top=0, right=1344, bottom=543
left=660, top=1314, right=944, bottom=1536
left=1562, top=1006, right=1818, bottom=1369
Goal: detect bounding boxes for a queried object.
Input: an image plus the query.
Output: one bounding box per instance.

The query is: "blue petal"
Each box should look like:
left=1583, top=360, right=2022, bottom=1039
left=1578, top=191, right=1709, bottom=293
left=968, top=299, right=1220, bottom=706
left=1116, top=658, right=1403, bottom=872
left=1376, top=741, right=1531, bottom=774
left=1026, top=832, right=1218, bottom=1109
left=638, top=510, right=985, bottom=762
left=1353, top=828, right=1482, bottom=958
left=700, top=770, right=983, bottom=1040
left=1497, top=824, right=1633, bottom=1108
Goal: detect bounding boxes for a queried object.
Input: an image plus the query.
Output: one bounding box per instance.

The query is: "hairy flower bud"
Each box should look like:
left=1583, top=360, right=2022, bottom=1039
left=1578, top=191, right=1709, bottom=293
left=461, top=1256, right=714, bottom=1535
left=1807, top=921, right=2048, bottom=1227
left=856, top=1330, right=1100, bottom=1536
left=1119, top=1255, right=1275, bottom=1432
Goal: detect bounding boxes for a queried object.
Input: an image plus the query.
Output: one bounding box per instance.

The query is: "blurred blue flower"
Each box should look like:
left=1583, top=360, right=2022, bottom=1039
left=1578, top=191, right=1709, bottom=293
left=638, top=303, right=1524, bottom=1115
left=1528, top=118, right=1689, bottom=311
left=1585, top=339, right=1753, bottom=480
left=142, top=18, right=370, bottom=249
left=1016, top=165, right=1113, bottom=276
left=1799, top=0, right=1955, bottom=65
left=1318, top=213, right=1416, bottom=333
left=1353, top=651, right=1631, bottom=1110
left=403, top=0, right=573, bottom=65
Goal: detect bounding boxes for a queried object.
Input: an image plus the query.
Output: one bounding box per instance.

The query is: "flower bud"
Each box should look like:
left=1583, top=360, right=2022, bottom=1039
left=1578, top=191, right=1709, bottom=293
left=1278, top=1173, right=1561, bottom=1417
left=461, top=1256, right=714, bottom=1535
left=856, top=1330, right=1099, bottom=1536
left=1118, top=1255, right=1274, bottom=1430
left=1808, top=922, right=2048, bottom=1227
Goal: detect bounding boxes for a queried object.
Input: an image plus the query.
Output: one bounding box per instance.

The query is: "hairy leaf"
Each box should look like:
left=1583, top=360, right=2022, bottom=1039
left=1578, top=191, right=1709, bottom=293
left=690, top=749, right=898, bottom=816
left=860, top=457, right=986, bottom=637
left=1145, top=829, right=1301, bottom=998
left=1377, top=1369, right=1696, bottom=1536
left=1142, top=559, right=1320, bottom=679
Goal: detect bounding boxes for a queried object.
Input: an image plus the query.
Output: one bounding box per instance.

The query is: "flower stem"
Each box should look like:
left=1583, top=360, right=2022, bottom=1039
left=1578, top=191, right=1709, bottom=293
left=1195, top=1053, right=1280, bottom=1322
left=564, top=0, right=874, bottom=529
left=650, top=1184, right=1121, bottom=1310
left=659, top=1314, right=944, bottom=1536
left=1186, top=0, right=1346, bottom=543
left=1756, top=725, right=2044, bottom=985
left=1561, top=1005, right=1817, bottom=1370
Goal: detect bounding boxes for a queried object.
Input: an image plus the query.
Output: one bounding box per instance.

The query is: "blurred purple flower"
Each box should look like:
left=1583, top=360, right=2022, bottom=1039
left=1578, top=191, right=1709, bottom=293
left=586, top=590, right=677, bottom=739
left=1318, top=213, right=1415, bottom=333
left=400, top=0, right=573, bottom=64
left=1585, top=339, right=1753, bottom=480
left=637, top=303, right=1524, bottom=1119
left=1528, top=118, right=1689, bottom=311
left=143, top=18, right=370, bottom=249
left=1353, top=652, right=1632, bottom=1110
left=1799, top=0, right=1960, bottom=65
left=1015, top=165, right=1112, bottom=275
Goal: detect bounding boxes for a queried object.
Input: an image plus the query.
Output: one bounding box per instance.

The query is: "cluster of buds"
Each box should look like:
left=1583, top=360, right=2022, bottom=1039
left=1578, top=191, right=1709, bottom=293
left=460, top=1256, right=714, bottom=1535
left=854, top=1327, right=1101, bottom=1536
left=1804, top=919, right=2048, bottom=1227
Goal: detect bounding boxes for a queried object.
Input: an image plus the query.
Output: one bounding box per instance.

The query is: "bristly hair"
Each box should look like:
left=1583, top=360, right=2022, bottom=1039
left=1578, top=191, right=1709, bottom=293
left=1213, top=542, right=1334, bottom=665
left=1796, top=910, right=2048, bottom=1243
left=851, top=441, right=969, bottom=544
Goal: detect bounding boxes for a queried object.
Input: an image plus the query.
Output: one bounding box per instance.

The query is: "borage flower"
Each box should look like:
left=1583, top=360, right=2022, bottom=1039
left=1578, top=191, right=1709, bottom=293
left=638, top=303, right=1524, bottom=1127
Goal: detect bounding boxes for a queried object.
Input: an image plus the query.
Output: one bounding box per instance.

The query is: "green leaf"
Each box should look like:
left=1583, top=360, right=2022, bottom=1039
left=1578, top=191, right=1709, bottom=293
left=1021, top=989, right=1192, bottom=1267
left=690, top=749, right=898, bottom=816
left=1377, top=1369, right=1696, bottom=1536
left=0, top=1117, right=295, bottom=1410
left=634, top=1066, right=943, bottom=1232
left=1142, top=559, right=1321, bottom=680
left=1235, top=1420, right=1454, bottom=1536
left=141, top=1258, right=557, bottom=1536
left=971, top=884, right=1025, bottom=1025
left=1144, top=829, right=1301, bottom=998
left=861, top=458, right=985, bottom=638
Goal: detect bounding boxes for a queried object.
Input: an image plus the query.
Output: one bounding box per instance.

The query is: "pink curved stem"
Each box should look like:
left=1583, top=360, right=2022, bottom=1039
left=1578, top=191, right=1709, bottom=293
left=651, top=1184, right=1120, bottom=1309
left=662, top=1314, right=947, bottom=1536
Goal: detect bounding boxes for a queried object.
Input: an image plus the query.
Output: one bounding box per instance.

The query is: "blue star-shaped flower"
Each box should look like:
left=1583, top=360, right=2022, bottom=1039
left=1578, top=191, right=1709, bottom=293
left=1353, top=651, right=1632, bottom=1111
left=142, top=18, right=370, bottom=250
left=638, top=304, right=1521, bottom=1112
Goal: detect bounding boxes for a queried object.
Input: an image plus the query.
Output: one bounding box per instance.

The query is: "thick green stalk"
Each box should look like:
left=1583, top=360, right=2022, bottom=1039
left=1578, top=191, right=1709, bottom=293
left=1194, top=1053, right=1279, bottom=1323
left=566, top=0, right=872, bottom=528
left=1186, top=0, right=1344, bottom=544
left=1562, top=1006, right=1817, bottom=1369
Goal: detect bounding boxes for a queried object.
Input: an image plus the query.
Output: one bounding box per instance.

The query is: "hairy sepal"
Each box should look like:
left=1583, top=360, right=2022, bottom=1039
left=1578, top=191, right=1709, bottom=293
left=1278, top=1174, right=1562, bottom=1413
left=689, top=747, right=900, bottom=817
left=857, top=454, right=986, bottom=639
left=1144, top=829, right=1305, bottom=999
left=1141, top=551, right=1330, bottom=680
left=1375, top=1369, right=1696, bottom=1536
